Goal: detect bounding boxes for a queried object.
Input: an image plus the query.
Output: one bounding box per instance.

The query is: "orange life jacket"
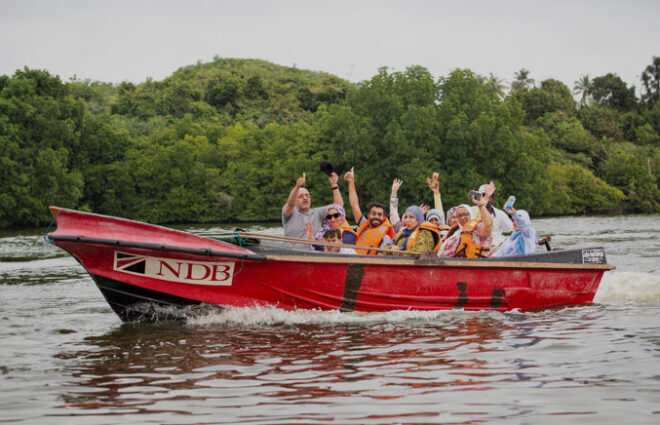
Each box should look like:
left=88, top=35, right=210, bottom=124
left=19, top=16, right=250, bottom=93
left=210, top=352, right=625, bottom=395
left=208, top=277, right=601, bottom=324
left=454, top=219, right=490, bottom=258
left=393, top=222, right=441, bottom=252
left=355, top=218, right=395, bottom=255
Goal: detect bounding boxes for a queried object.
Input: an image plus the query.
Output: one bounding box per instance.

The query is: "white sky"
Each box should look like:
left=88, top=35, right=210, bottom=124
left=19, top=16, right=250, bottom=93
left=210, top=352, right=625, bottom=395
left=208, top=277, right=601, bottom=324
left=1, top=0, right=658, bottom=93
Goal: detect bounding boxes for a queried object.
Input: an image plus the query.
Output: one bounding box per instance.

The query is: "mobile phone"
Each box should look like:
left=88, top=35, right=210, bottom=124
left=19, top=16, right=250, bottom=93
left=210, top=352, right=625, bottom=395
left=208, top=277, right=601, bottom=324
left=504, top=195, right=516, bottom=211
left=469, top=190, right=481, bottom=201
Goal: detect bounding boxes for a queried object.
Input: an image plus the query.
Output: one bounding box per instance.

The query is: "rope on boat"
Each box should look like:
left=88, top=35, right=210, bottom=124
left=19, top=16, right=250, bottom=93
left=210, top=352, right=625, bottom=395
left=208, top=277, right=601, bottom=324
left=229, top=228, right=249, bottom=248
left=215, top=230, right=420, bottom=257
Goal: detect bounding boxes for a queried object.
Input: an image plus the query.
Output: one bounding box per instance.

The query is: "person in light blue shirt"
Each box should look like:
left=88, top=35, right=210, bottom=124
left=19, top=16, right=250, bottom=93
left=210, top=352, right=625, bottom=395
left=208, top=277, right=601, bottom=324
left=491, top=208, right=537, bottom=257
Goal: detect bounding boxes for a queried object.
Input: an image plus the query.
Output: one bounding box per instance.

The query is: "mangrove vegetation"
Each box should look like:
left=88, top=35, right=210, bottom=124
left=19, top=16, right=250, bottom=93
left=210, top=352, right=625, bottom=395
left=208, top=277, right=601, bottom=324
left=1, top=56, right=659, bottom=228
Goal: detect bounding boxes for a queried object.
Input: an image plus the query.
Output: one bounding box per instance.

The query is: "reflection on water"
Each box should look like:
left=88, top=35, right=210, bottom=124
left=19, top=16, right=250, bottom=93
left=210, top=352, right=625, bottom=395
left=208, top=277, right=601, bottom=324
left=45, top=305, right=658, bottom=424
left=55, top=316, right=520, bottom=421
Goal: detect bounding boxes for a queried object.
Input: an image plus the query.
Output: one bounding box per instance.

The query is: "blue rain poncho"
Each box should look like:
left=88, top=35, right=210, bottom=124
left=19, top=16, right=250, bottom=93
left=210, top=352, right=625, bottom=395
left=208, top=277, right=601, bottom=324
left=491, top=210, right=537, bottom=257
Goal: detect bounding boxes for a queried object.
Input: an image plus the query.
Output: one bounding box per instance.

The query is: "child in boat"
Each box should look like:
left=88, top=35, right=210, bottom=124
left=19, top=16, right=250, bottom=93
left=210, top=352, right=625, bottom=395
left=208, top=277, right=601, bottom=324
left=323, top=229, right=357, bottom=255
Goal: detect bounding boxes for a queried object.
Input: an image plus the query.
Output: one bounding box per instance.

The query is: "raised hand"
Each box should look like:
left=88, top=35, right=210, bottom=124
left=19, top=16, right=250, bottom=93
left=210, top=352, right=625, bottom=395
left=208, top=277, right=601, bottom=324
left=420, top=204, right=431, bottom=215
left=391, top=178, right=403, bottom=195
left=305, top=222, right=314, bottom=240
left=426, top=172, right=439, bottom=194
left=483, top=181, right=495, bottom=200
left=328, top=172, right=339, bottom=187
left=296, top=172, right=306, bottom=187
left=344, top=166, right=355, bottom=183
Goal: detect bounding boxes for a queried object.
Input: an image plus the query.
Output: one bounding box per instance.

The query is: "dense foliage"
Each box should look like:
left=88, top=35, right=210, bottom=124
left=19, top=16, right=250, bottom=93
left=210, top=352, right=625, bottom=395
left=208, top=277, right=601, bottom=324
left=1, top=56, right=658, bottom=228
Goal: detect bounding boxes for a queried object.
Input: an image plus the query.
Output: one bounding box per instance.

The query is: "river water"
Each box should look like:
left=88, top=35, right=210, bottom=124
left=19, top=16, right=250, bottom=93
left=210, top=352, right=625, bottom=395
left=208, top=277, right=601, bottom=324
left=1, top=215, right=659, bottom=424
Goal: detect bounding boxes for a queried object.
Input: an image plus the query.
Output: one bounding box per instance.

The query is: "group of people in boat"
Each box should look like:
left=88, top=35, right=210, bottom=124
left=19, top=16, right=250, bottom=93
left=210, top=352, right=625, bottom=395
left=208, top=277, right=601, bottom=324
left=282, top=168, right=549, bottom=258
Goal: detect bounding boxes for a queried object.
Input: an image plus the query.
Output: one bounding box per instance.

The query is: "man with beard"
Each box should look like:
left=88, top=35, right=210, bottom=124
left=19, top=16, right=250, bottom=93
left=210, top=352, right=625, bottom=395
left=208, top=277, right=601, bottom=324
left=344, top=167, right=395, bottom=255
left=282, top=171, right=343, bottom=239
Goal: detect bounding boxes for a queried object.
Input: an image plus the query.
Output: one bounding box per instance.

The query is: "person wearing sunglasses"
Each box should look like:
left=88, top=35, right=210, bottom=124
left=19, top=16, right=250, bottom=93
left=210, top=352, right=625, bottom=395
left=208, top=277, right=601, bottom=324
left=306, top=204, right=358, bottom=250
left=282, top=171, right=344, bottom=240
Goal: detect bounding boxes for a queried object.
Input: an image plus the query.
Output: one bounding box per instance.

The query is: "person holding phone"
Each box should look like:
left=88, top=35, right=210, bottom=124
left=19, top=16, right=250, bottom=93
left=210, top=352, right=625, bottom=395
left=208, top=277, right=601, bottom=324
left=470, top=183, right=514, bottom=248
left=439, top=182, right=495, bottom=258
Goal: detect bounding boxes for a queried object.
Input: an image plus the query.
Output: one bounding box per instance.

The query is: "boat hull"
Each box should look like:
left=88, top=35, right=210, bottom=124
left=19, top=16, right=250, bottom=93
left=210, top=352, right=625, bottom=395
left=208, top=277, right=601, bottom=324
left=48, top=207, right=613, bottom=321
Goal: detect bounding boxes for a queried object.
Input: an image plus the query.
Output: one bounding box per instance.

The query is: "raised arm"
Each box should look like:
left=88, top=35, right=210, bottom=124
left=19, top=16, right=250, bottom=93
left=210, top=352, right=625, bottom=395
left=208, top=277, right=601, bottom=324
left=426, top=172, right=445, bottom=219
left=390, top=178, right=403, bottom=230
left=344, top=167, right=362, bottom=224
left=473, top=181, right=495, bottom=238
left=283, top=173, right=306, bottom=218
left=329, top=172, right=344, bottom=207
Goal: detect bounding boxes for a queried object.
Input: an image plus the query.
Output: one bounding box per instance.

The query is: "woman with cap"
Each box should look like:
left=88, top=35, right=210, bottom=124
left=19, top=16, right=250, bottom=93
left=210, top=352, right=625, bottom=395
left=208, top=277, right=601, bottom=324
left=387, top=206, right=440, bottom=254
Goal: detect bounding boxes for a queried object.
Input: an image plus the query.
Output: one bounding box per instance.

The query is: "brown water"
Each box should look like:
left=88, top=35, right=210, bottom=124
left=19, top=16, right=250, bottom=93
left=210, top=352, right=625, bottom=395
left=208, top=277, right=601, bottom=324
left=1, top=215, right=659, bottom=424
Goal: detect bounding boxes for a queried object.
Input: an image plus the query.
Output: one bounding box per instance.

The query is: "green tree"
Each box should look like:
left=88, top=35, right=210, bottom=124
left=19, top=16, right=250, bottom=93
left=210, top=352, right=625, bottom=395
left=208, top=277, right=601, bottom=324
left=602, top=143, right=660, bottom=212
left=511, top=68, right=535, bottom=92
left=0, top=68, right=84, bottom=226
left=573, top=74, right=592, bottom=106
left=641, top=56, right=660, bottom=108
left=546, top=163, right=625, bottom=214
left=486, top=73, right=506, bottom=99
left=591, top=73, right=637, bottom=112
left=516, top=79, right=576, bottom=122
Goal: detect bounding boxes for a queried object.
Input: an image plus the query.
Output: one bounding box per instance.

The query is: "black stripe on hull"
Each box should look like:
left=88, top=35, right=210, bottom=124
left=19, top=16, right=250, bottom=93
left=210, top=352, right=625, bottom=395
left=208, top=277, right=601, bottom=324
left=339, top=265, right=364, bottom=312
left=91, top=275, right=201, bottom=322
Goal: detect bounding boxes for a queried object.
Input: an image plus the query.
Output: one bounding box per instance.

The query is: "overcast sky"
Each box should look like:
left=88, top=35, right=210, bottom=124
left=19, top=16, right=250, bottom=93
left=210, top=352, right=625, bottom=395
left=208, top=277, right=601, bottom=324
left=1, top=0, right=658, bottom=94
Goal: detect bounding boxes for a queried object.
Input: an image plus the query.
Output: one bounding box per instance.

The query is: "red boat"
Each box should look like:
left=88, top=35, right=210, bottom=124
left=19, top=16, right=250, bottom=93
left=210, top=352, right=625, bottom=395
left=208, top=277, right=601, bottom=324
left=46, top=207, right=615, bottom=322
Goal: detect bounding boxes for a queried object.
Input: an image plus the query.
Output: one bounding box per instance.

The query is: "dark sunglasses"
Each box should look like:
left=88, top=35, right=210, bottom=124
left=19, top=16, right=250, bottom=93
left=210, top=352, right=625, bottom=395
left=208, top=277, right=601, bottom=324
left=326, top=213, right=341, bottom=220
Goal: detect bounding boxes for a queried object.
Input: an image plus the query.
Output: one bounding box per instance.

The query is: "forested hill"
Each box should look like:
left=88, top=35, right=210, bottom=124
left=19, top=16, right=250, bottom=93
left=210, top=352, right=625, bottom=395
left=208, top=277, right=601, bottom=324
left=1, top=57, right=659, bottom=228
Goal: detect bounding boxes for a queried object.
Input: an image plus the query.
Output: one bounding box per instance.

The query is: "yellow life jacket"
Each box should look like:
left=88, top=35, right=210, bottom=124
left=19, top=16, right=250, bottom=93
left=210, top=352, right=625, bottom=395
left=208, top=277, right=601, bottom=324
left=355, top=218, right=395, bottom=255
left=393, top=222, right=441, bottom=252
left=454, top=219, right=490, bottom=258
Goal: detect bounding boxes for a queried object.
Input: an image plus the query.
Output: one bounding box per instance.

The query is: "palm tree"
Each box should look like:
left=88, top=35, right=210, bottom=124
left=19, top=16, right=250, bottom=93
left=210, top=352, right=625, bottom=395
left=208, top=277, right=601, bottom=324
left=511, top=69, right=534, bottom=92
left=573, top=74, right=592, bottom=106
left=487, top=73, right=506, bottom=98
left=641, top=56, right=659, bottom=107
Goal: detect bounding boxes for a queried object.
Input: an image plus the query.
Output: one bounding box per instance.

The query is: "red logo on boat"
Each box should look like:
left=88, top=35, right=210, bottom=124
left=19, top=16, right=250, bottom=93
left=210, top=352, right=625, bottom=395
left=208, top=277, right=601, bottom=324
left=113, top=252, right=235, bottom=286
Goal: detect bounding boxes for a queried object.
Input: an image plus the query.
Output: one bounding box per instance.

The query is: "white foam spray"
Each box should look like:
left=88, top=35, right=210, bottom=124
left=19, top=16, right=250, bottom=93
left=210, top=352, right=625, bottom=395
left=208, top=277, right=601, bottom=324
left=594, top=271, right=660, bottom=303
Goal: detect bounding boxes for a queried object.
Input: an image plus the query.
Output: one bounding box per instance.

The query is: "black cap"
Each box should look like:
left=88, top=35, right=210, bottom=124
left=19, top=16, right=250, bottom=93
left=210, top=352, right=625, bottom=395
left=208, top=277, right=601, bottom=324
left=319, top=160, right=334, bottom=176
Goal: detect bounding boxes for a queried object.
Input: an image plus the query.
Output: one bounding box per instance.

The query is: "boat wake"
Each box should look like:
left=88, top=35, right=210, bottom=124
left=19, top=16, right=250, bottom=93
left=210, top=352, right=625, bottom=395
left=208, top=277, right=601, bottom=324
left=186, top=305, right=487, bottom=327
left=182, top=271, right=660, bottom=327
left=594, top=271, right=660, bottom=303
